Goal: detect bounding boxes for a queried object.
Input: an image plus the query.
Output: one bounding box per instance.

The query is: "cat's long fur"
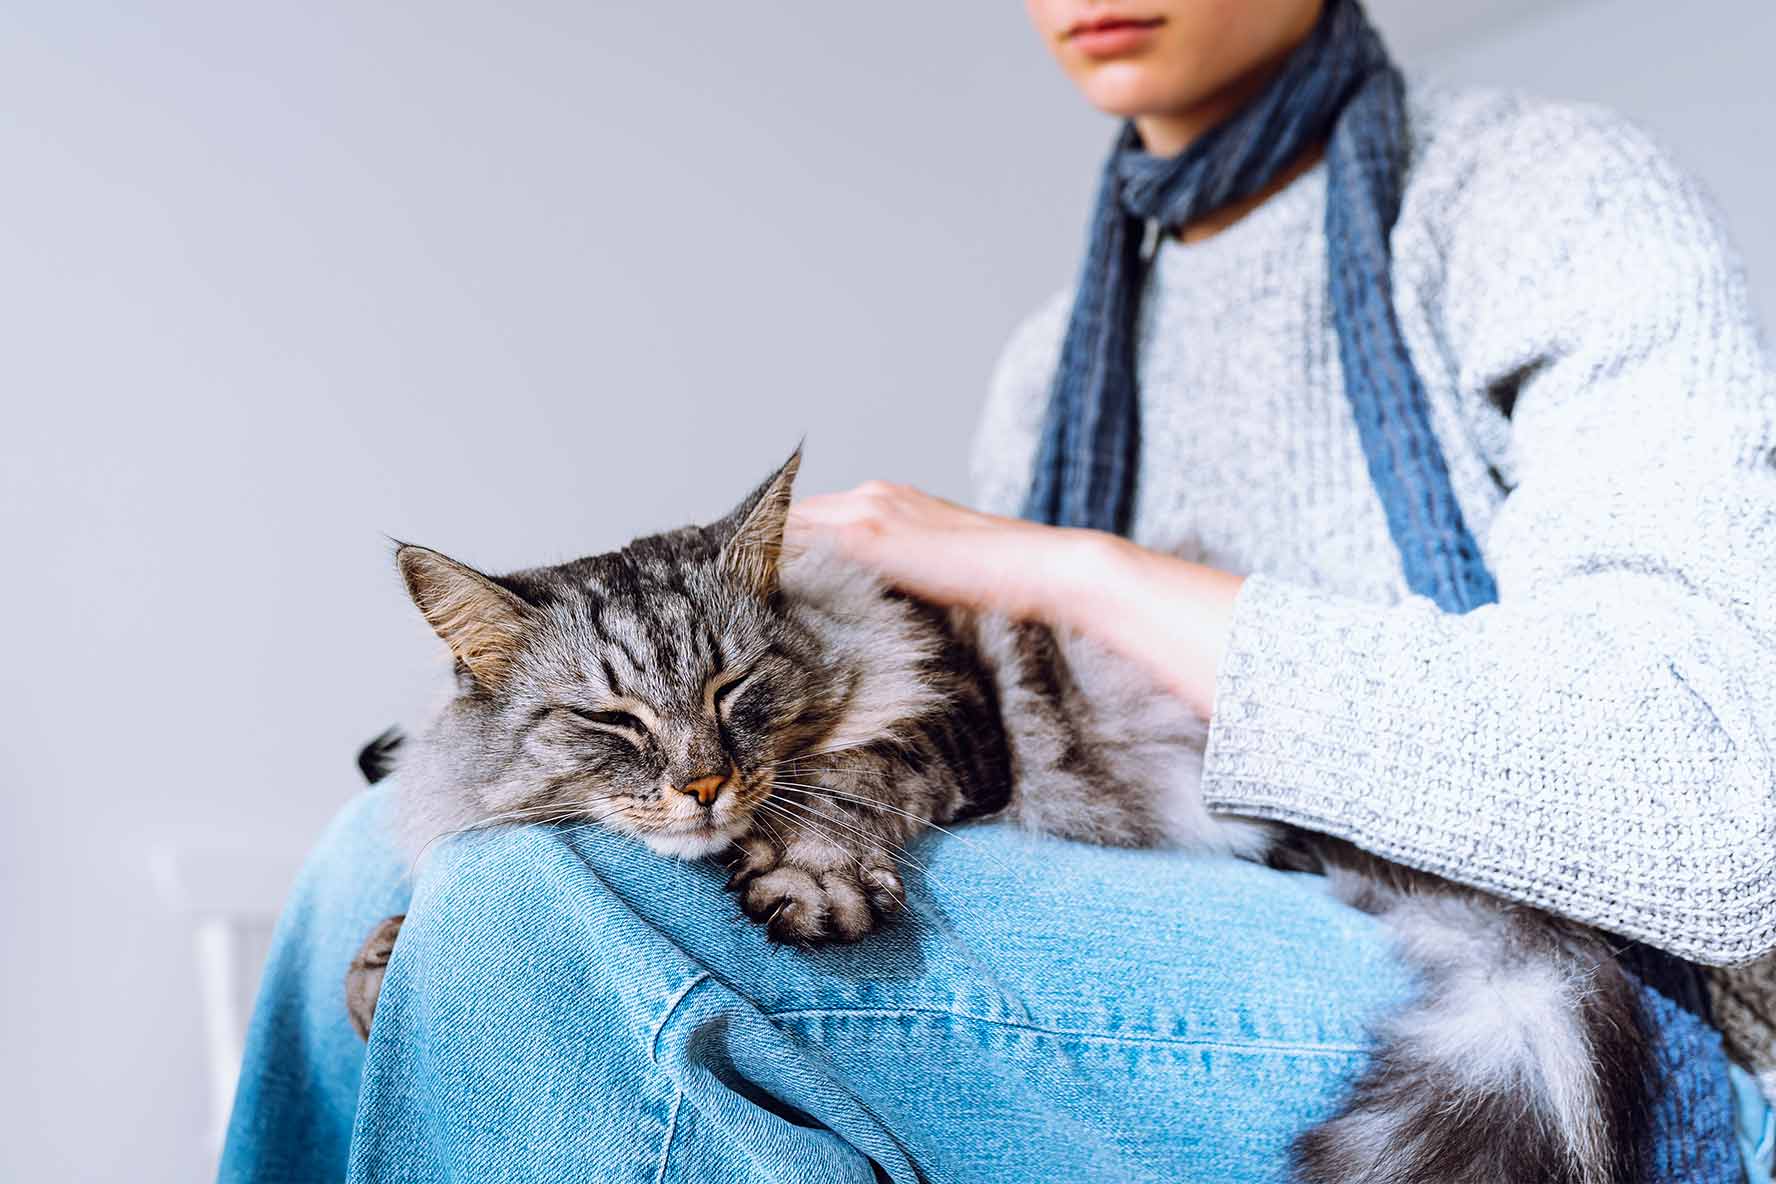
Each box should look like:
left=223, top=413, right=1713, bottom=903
left=353, top=451, right=1654, bottom=1184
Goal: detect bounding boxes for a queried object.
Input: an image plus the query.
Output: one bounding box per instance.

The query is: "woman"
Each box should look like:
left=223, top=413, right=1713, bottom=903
left=223, top=1, right=1776, bottom=1180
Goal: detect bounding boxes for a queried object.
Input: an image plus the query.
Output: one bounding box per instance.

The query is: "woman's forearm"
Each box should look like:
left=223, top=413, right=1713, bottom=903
left=789, top=483, right=1244, bottom=722
left=1045, top=533, right=1244, bottom=721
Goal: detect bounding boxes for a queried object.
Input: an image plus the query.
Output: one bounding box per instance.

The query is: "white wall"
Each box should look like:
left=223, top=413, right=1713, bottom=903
left=0, top=2, right=1768, bottom=1180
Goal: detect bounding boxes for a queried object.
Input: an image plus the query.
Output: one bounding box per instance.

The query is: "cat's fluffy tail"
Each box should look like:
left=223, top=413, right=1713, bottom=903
left=1296, top=848, right=1655, bottom=1184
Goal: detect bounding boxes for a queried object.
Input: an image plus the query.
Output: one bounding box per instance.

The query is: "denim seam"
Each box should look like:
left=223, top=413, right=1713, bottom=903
left=766, top=1005, right=1371, bottom=1058
left=650, top=973, right=715, bottom=1066
left=652, top=1089, right=685, bottom=1184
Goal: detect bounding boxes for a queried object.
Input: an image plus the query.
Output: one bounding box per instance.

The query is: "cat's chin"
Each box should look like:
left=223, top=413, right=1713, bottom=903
left=641, top=825, right=740, bottom=860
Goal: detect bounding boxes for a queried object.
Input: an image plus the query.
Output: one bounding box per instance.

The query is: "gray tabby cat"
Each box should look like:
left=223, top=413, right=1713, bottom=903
left=352, top=450, right=1653, bottom=1184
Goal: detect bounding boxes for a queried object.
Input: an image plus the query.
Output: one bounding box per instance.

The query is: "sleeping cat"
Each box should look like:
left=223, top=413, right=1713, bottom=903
left=350, top=449, right=1653, bottom=1184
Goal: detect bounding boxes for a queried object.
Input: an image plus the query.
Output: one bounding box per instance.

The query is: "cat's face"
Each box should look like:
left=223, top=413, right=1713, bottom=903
left=403, top=451, right=837, bottom=858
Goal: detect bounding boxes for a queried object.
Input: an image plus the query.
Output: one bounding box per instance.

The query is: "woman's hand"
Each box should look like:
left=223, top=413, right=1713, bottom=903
left=787, top=481, right=1245, bottom=720
left=787, top=481, right=1081, bottom=621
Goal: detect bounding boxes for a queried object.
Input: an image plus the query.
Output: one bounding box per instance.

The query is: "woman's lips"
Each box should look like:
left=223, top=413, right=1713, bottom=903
left=1065, top=15, right=1165, bottom=59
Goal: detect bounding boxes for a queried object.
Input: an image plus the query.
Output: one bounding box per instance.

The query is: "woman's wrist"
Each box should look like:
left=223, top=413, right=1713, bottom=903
left=1045, top=531, right=1244, bottom=720
left=1034, top=529, right=1129, bottom=629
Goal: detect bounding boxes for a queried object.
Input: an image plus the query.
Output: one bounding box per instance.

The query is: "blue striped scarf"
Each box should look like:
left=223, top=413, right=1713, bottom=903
left=1022, top=0, right=1494, bottom=611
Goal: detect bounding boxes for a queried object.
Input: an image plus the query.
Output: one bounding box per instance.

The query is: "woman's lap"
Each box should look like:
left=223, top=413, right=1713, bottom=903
left=222, top=784, right=1416, bottom=1182
left=415, top=812, right=1411, bottom=1181
left=223, top=784, right=1758, bottom=1183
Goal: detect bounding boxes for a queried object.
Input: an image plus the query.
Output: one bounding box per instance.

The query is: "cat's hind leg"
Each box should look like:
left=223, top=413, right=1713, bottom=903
left=345, top=913, right=406, bottom=1041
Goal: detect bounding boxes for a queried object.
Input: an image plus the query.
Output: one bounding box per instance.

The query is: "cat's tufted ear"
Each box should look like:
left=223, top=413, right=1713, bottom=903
left=720, top=448, right=801, bottom=597
left=396, top=544, right=532, bottom=688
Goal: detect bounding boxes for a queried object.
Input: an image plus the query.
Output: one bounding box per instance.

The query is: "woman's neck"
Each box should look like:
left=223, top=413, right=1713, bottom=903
left=1132, top=9, right=1323, bottom=244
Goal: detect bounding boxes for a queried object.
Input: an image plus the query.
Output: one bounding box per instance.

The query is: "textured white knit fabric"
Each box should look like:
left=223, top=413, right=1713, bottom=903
left=971, top=82, right=1776, bottom=1080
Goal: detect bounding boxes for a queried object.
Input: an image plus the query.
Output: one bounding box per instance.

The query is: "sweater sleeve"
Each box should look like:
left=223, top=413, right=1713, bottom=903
left=1200, top=104, right=1776, bottom=967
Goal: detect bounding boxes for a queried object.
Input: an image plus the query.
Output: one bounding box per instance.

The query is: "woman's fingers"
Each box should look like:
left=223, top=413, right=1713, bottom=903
left=790, top=482, right=948, bottom=534
left=787, top=482, right=1042, bottom=612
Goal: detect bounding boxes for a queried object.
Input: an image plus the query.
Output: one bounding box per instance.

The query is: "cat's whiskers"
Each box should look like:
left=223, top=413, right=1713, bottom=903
left=757, top=792, right=912, bottom=861
left=407, top=796, right=629, bottom=875
left=750, top=805, right=794, bottom=854
left=756, top=792, right=952, bottom=902
left=752, top=796, right=867, bottom=858
left=769, top=779, right=1020, bottom=875
left=750, top=798, right=911, bottom=915
left=752, top=800, right=919, bottom=920
left=548, top=807, right=673, bottom=842
left=757, top=743, right=872, bottom=772
left=763, top=800, right=957, bottom=909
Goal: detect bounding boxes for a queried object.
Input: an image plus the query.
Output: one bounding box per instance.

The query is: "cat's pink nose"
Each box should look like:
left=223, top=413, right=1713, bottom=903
left=676, top=770, right=730, bottom=806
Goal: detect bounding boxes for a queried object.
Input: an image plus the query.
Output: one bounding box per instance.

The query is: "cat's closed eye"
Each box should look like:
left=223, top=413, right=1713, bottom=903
left=568, top=707, right=649, bottom=745
left=709, top=670, right=759, bottom=718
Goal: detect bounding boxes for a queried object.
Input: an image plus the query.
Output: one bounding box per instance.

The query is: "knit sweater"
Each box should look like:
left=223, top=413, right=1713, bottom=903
left=970, top=83, right=1776, bottom=1081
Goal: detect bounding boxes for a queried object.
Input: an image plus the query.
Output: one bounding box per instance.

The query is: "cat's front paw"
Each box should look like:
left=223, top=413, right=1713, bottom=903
left=724, top=834, right=904, bottom=946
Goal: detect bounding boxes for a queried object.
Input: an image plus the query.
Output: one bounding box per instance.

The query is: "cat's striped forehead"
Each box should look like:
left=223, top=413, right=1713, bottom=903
left=517, top=539, right=772, bottom=704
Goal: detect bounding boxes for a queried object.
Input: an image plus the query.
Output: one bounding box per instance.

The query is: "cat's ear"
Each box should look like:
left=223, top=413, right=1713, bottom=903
left=396, top=544, right=532, bottom=688
left=721, top=447, right=801, bottom=597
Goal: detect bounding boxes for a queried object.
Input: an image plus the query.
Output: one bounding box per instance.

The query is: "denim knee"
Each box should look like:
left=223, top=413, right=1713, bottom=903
left=408, top=825, right=575, bottom=951
left=349, top=824, right=699, bottom=1183
left=388, top=823, right=712, bottom=1054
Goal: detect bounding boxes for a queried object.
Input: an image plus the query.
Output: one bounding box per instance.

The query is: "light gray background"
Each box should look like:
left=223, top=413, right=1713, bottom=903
left=1, top=1, right=1769, bottom=1179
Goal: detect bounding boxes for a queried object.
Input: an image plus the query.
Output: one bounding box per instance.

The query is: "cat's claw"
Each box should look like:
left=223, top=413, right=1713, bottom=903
left=724, top=835, right=904, bottom=945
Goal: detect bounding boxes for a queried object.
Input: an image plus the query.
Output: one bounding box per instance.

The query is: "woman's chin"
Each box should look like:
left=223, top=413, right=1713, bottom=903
left=1076, top=66, right=1196, bottom=120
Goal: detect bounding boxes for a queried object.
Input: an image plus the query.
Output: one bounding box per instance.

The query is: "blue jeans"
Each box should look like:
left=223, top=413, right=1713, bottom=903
left=222, top=785, right=1751, bottom=1183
